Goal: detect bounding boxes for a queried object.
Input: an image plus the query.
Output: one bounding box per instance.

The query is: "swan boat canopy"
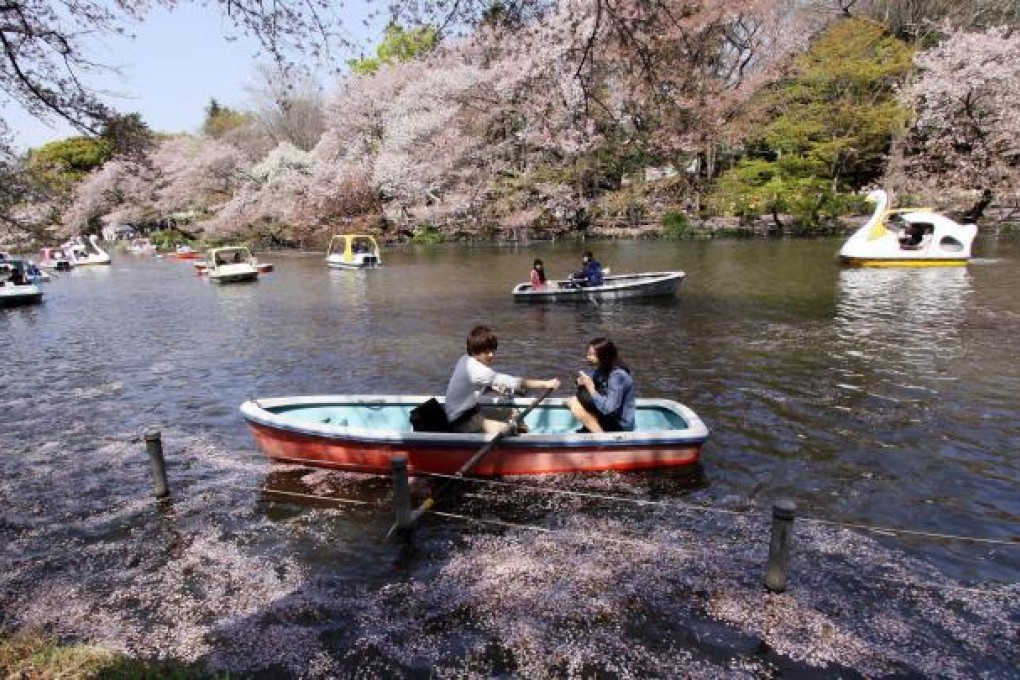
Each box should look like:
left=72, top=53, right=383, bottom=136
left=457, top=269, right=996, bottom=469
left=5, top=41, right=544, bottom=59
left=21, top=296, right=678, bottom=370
left=240, top=394, right=709, bottom=476
left=839, top=190, right=978, bottom=267
left=205, top=246, right=260, bottom=283
left=326, top=234, right=382, bottom=269
left=62, top=235, right=112, bottom=266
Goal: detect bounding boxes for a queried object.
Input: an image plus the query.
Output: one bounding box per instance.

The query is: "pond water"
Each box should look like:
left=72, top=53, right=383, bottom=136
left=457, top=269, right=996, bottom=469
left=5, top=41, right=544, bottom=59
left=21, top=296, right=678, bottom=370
left=1, top=238, right=1018, bottom=676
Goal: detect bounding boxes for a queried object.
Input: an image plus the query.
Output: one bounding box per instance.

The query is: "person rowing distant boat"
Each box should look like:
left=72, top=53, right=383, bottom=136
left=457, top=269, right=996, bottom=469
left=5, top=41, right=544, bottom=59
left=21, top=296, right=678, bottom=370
left=569, top=251, right=604, bottom=287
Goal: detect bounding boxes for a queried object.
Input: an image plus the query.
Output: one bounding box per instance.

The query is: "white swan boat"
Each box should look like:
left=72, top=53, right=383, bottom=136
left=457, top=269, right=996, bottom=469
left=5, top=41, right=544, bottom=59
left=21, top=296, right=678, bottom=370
left=839, top=190, right=978, bottom=267
left=325, top=234, right=382, bottom=269
left=205, top=246, right=260, bottom=283
left=62, top=235, right=112, bottom=266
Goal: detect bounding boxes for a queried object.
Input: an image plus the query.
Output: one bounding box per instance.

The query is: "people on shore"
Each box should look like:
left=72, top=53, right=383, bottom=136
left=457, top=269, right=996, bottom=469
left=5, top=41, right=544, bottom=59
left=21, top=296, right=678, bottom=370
left=444, top=325, right=561, bottom=434
left=567, top=337, right=635, bottom=433
left=570, top=251, right=604, bottom=287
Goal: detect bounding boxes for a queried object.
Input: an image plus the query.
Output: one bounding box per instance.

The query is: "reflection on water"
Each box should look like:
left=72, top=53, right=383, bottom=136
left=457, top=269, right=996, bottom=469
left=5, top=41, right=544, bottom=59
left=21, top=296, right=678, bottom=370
left=835, top=267, right=972, bottom=371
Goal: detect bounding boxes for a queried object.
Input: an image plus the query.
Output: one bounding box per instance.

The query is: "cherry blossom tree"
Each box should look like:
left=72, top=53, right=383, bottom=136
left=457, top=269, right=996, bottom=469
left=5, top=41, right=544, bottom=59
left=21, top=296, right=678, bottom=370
left=60, top=158, right=154, bottom=236
left=885, top=25, right=1020, bottom=212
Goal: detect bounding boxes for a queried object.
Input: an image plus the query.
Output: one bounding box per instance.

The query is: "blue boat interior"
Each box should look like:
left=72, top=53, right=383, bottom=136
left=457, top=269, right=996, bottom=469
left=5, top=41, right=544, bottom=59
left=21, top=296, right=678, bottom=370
left=269, top=402, right=690, bottom=434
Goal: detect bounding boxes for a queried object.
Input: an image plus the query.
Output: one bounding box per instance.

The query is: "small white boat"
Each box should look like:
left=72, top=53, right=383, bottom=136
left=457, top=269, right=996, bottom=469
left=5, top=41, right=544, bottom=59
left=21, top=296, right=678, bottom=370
left=63, top=235, right=111, bottom=266
left=839, top=190, right=978, bottom=267
left=513, top=271, right=685, bottom=302
left=325, top=234, right=382, bottom=269
left=205, top=246, right=260, bottom=283
left=0, top=259, right=44, bottom=307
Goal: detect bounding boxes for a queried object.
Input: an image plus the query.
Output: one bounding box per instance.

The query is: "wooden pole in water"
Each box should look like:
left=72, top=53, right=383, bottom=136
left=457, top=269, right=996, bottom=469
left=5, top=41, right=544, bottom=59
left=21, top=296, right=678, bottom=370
left=144, top=430, right=170, bottom=499
left=764, top=499, right=796, bottom=593
left=391, top=456, right=412, bottom=535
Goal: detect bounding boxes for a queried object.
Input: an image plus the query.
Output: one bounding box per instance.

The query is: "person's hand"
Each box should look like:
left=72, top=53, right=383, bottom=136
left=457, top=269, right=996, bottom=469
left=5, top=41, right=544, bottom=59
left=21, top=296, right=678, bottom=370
left=547, top=377, right=561, bottom=390
left=576, top=372, right=593, bottom=391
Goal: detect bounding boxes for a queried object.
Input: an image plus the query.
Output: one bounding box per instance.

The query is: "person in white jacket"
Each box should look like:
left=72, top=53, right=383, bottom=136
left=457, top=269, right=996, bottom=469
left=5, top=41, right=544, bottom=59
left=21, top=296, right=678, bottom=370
left=444, top=325, right=560, bottom=434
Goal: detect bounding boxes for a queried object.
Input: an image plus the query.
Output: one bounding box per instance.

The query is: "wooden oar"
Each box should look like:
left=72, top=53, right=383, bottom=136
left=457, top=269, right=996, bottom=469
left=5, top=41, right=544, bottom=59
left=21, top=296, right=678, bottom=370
left=386, top=387, right=555, bottom=538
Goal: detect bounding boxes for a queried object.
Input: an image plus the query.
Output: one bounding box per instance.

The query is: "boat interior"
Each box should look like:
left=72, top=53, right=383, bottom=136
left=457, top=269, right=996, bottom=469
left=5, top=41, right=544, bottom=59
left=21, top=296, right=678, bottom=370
left=268, top=400, right=691, bottom=435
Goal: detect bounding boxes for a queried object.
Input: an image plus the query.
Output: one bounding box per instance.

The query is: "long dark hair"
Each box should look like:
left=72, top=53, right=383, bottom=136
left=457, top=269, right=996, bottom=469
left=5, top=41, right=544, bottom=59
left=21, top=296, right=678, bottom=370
left=533, top=258, right=546, bottom=283
left=589, top=337, right=628, bottom=375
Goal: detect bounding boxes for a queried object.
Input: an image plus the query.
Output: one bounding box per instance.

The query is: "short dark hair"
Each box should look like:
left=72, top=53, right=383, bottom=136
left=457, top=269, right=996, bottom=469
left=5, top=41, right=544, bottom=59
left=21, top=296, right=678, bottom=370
left=467, top=325, right=498, bottom=355
left=583, top=251, right=593, bottom=259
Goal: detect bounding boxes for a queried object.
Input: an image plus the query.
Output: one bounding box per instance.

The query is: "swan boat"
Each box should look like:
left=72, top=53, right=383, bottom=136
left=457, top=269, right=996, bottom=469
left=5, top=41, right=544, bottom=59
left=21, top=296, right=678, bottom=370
left=240, top=394, right=709, bottom=476
left=205, top=246, right=260, bottom=283
left=0, top=259, right=44, bottom=307
left=325, top=234, right=382, bottom=269
left=513, top=271, right=685, bottom=302
left=63, top=235, right=112, bottom=266
left=839, top=190, right=978, bottom=267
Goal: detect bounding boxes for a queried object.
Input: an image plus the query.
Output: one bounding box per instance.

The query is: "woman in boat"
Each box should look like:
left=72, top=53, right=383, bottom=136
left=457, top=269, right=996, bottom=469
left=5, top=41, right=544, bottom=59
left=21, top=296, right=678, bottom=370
left=568, top=337, right=635, bottom=433
left=530, top=258, right=548, bottom=290
left=445, top=325, right=561, bottom=434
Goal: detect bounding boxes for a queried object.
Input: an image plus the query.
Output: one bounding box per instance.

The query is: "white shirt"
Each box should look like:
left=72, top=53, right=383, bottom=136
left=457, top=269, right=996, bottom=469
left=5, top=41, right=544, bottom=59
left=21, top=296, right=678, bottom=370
left=444, top=355, right=522, bottom=422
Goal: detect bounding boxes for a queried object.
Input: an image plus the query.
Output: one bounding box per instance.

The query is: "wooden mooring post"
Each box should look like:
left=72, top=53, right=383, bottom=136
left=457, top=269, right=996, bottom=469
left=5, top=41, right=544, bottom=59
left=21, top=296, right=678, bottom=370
left=144, top=429, right=170, bottom=499
left=764, top=499, right=796, bottom=593
left=391, top=456, right=412, bottom=535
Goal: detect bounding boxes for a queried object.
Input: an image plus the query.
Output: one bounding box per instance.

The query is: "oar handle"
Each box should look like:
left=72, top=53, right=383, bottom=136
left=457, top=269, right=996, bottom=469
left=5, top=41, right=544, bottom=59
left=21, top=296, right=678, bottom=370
left=451, top=386, right=555, bottom=478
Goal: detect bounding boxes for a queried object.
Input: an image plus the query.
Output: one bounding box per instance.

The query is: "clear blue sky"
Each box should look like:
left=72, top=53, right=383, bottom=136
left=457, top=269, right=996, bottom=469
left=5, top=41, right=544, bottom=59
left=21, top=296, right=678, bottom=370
left=3, top=3, right=383, bottom=151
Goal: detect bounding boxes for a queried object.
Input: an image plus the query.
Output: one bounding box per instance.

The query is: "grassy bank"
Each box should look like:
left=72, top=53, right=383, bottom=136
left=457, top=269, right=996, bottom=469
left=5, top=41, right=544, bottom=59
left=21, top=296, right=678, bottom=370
left=0, top=631, right=216, bottom=679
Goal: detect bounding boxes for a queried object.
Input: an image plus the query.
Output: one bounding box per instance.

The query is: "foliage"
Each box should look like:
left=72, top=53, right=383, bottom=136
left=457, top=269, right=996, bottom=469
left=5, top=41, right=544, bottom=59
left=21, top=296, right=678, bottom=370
left=0, top=630, right=221, bottom=679
left=848, top=0, right=1020, bottom=42
left=101, top=112, right=154, bottom=158
left=245, top=65, right=325, bottom=152
left=661, top=211, right=691, bottom=239
left=202, top=99, right=254, bottom=139
left=26, top=137, right=113, bottom=189
left=708, top=17, right=913, bottom=227
left=148, top=228, right=195, bottom=249
left=348, top=23, right=440, bottom=75
left=411, top=224, right=444, bottom=244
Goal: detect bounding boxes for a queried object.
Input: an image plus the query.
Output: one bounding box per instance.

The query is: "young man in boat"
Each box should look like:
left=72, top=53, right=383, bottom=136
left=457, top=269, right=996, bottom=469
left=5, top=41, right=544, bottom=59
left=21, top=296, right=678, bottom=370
left=445, top=325, right=561, bottom=434
left=570, top=251, right=604, bottom=287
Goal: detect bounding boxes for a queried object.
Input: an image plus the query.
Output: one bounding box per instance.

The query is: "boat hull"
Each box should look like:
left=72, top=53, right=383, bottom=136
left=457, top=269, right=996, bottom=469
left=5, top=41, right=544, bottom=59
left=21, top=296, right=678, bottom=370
left=513, top=271, right=684, bottom=302
left=840, top=256, right=969, bottom=267
left=0, top=285, right=43, bottom=307
left=326, top=256, right=381, bottom=270
left=209, top=270, right=259, bottom=283
left=241, top=395, right=708, bottom=476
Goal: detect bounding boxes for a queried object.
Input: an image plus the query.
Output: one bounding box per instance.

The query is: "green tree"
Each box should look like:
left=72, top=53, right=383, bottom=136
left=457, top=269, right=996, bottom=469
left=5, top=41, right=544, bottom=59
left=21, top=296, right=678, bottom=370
left=710, top=17, right=913, bottom=229
left=25, top=136, right=113, bottom=196
left=101, top=112, right=154, bottom=158
left=202, top=98, right=252, bottom=138
left=347, top=23, right=439, bottom=76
